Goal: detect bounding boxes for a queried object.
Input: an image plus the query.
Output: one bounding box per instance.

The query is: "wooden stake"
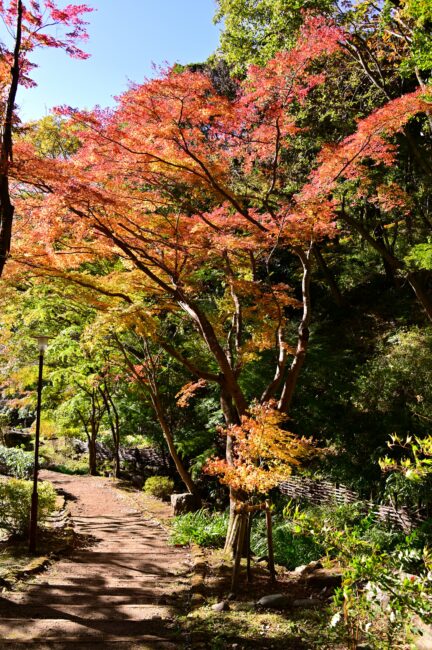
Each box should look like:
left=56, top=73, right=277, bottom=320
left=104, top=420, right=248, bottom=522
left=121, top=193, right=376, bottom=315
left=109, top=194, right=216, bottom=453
left=265, top=503, right=276, bottom=582
left=231, top=512, right=247, bottom=594
left=246, top=512, right=252, bottom=583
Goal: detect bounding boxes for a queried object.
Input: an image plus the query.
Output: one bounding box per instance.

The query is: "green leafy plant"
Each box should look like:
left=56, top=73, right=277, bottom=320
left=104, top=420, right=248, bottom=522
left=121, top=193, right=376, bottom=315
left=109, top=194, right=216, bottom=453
left=380, top=434, right=432, bottom=511
left=287, top=500, right=431, bottom=648
left=143, top=475, right=174, bottom=500
left=331, top=547, right=432, bottom=649
left=250, top=515, right=323, bottom=569
left=0, top=478, right=57, bottom=536
left=0, top=444, right=34, bottom=479
left=170, top=509, right=229, bottom=547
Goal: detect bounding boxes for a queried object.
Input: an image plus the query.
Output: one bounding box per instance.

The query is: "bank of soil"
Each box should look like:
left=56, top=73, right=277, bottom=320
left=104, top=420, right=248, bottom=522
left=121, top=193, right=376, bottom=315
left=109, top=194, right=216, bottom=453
left=183, top=549, right=348, bottom=649
left=0, top=470, right=192, bottom=649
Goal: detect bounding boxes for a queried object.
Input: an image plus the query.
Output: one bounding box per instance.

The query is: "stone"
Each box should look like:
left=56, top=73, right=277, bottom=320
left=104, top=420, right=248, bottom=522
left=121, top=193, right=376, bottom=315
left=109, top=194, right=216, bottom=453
left=171, top=493, right=200, bottom=516
left=294, top=564, right=307, bottom=574
left=413, top=616, right=432, bottom=650
left=3, top=430, right=33, bottom=450
left=211, top=601, right=230, bottom=612
left=256, top=593, right=292, bottom=609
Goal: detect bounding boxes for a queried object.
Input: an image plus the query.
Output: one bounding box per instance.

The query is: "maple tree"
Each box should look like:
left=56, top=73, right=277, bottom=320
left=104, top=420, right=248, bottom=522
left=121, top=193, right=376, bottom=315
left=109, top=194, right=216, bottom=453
left=1, top=15, right=345, bottom=546
left=216, top=0, right=432, bottom=318
left=3, top=6, right=432, bottom=556
left=10, top=13, right=343, bottom=423
left=0, top=0, right=92, bottom=277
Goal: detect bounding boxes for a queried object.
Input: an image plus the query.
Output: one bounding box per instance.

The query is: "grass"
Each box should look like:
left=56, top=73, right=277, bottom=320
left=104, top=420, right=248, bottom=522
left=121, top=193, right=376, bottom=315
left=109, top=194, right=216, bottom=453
left=170, top=509, right=229, bottom=547
left=181, top=605, right=347, bottom=649
left=251, top=517, right=323, bottom=569
left=48, top=461, right=88, bottom=475
left=170, top=508, right=323, bottom=569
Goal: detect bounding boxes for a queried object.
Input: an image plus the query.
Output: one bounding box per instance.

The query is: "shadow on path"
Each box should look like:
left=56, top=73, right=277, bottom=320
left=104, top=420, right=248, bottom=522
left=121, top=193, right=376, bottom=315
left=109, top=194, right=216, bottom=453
left=0, top=472, right=191, bottom=649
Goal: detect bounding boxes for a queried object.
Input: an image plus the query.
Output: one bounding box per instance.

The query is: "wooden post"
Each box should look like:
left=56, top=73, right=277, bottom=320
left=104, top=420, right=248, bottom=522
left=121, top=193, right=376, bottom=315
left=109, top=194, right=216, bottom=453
left=231, top=512, right=247, bottom=594
left=246, top=512, right=252, bottom=583
left=265, top=502, right=276, bottom=582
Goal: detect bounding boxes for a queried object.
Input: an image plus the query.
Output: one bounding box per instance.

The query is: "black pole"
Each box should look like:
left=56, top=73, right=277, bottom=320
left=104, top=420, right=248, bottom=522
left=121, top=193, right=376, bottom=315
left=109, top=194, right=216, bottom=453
left=29, top=350, right=44, bottom=554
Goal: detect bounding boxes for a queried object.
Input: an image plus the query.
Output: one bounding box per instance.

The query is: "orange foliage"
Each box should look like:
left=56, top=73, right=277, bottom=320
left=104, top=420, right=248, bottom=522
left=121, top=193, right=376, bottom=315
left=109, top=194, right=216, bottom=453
left=297, top=88, right=430, bottom=216
left=205, top=402, right=312, bottom=495
left=176, top=379, right=207, bottom=408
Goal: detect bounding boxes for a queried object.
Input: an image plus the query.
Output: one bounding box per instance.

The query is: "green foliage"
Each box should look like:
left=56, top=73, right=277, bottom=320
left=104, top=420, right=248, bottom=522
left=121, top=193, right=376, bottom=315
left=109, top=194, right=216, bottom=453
left=380, top=434, right=432, bottom=512
left=291, top=501, right=405, bottom=560
left=405, top=241, right=432, bottom=271
left=288, top=499, right=431, bottom=647
left=214, top=0, right=334, bottom=74
left=0, top=478, right=57, bottom=536
left=21, top=115, right=81, bottom=159
left=331, top=548, right=432, bottom=649
left=170, top=509, right=229, bottom=547
left=250, top=515, right=322, bottom=569
left=0, top=445, right=34, bottom=479
left=143, top=476, right=175, bottom=500
left=353, top=328, right=432, bottom=434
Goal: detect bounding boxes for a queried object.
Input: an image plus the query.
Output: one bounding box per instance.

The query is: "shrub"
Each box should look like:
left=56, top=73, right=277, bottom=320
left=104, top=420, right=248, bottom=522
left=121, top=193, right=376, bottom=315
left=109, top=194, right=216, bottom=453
left=0, top=444, right=34, bottom=479
left=250, top=516, right=323, bottom=569
left=170, top=509, right=229, bottom=547
left=143, top=475, right=174, bottom=500
left=0, top=478, right=57, bottom=536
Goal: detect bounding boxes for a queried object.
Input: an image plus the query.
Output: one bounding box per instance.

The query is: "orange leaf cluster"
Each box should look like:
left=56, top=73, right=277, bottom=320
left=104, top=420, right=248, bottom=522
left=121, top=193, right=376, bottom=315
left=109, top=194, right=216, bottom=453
left=205, top=402, right=312, bottom=495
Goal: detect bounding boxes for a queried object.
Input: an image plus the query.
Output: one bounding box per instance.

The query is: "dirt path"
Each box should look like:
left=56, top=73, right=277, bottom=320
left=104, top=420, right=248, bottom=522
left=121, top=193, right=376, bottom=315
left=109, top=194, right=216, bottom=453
left=0, top=471, right=192, bottom=649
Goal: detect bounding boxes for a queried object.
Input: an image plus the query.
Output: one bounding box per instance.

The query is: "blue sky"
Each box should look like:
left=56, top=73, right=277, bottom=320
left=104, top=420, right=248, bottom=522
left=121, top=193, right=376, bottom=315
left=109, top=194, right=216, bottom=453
left=17, top=0, right=220, bottom=121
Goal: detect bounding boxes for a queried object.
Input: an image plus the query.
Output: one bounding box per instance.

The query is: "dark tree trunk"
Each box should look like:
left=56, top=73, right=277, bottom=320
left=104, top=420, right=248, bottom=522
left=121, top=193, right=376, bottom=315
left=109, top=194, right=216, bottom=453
left=99, top=384, right=121, bottom=479
left=312, top=243, right=345, bottom=307
left=0, top=1, right=23, bottom=277
left=88, top=434, right=97, bottom=476
left=221, top=385, right=247, bottom=555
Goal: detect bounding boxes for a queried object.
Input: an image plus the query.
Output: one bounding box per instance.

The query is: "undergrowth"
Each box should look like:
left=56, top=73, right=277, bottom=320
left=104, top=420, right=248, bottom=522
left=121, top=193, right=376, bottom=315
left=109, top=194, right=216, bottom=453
left=170, top=509, right=229, bottom=547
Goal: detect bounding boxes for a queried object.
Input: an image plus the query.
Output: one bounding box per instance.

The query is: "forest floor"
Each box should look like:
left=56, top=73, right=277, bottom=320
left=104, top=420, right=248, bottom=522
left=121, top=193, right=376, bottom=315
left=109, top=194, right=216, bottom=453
left=0, top=470, right=192, bottom=649
left=0, top=472, right=422, bottom=649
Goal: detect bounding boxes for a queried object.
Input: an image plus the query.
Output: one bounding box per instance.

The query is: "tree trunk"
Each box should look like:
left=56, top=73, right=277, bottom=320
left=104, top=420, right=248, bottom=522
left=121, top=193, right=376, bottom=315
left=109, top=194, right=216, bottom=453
left=150, top=390, right=201, bottom=501
left=0, top=1, right=23, bottom=278
left=221, top=386, right=246, bottom=555
left=0, top=192, right=14, bottom=278
left=312, top=243, right=344, bottom=307
left=99, top=384, right=121, bottom=479
left=88, top=434, right=97, bottom=476
left=113, top=444, right=121, bottom=479
left=278, top=247, right=312, bottom=413
left=407, top=271, right=432, bottom=322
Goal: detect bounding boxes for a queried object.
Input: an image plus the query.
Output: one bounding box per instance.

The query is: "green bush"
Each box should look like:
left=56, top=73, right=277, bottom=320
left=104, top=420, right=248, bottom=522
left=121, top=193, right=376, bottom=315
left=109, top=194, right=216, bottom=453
left=0, top=478, right=57, bottom=536
left=250, top=517, right=323, bottom=569
left=0, top=444, right=34, bottom=479
left=170, top=509, right=229, bottom=547
left=143, top=475, right=174, bottom=500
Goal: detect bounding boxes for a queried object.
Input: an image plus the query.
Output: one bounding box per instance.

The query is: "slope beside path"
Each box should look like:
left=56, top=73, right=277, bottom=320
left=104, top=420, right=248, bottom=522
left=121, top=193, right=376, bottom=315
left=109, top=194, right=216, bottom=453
left=0, top=470, right=191, bottom=649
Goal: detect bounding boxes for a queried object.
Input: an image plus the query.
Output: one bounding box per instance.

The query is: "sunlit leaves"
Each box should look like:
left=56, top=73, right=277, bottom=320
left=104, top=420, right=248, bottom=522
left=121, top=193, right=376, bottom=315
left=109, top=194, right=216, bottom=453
left=205, top=401, right=312, bottom=494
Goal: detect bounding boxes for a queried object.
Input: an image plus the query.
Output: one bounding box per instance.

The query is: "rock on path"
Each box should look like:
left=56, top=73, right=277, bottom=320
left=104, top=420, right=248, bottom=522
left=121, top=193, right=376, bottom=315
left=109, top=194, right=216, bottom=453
left=0, top=471, right=191, bottom=649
